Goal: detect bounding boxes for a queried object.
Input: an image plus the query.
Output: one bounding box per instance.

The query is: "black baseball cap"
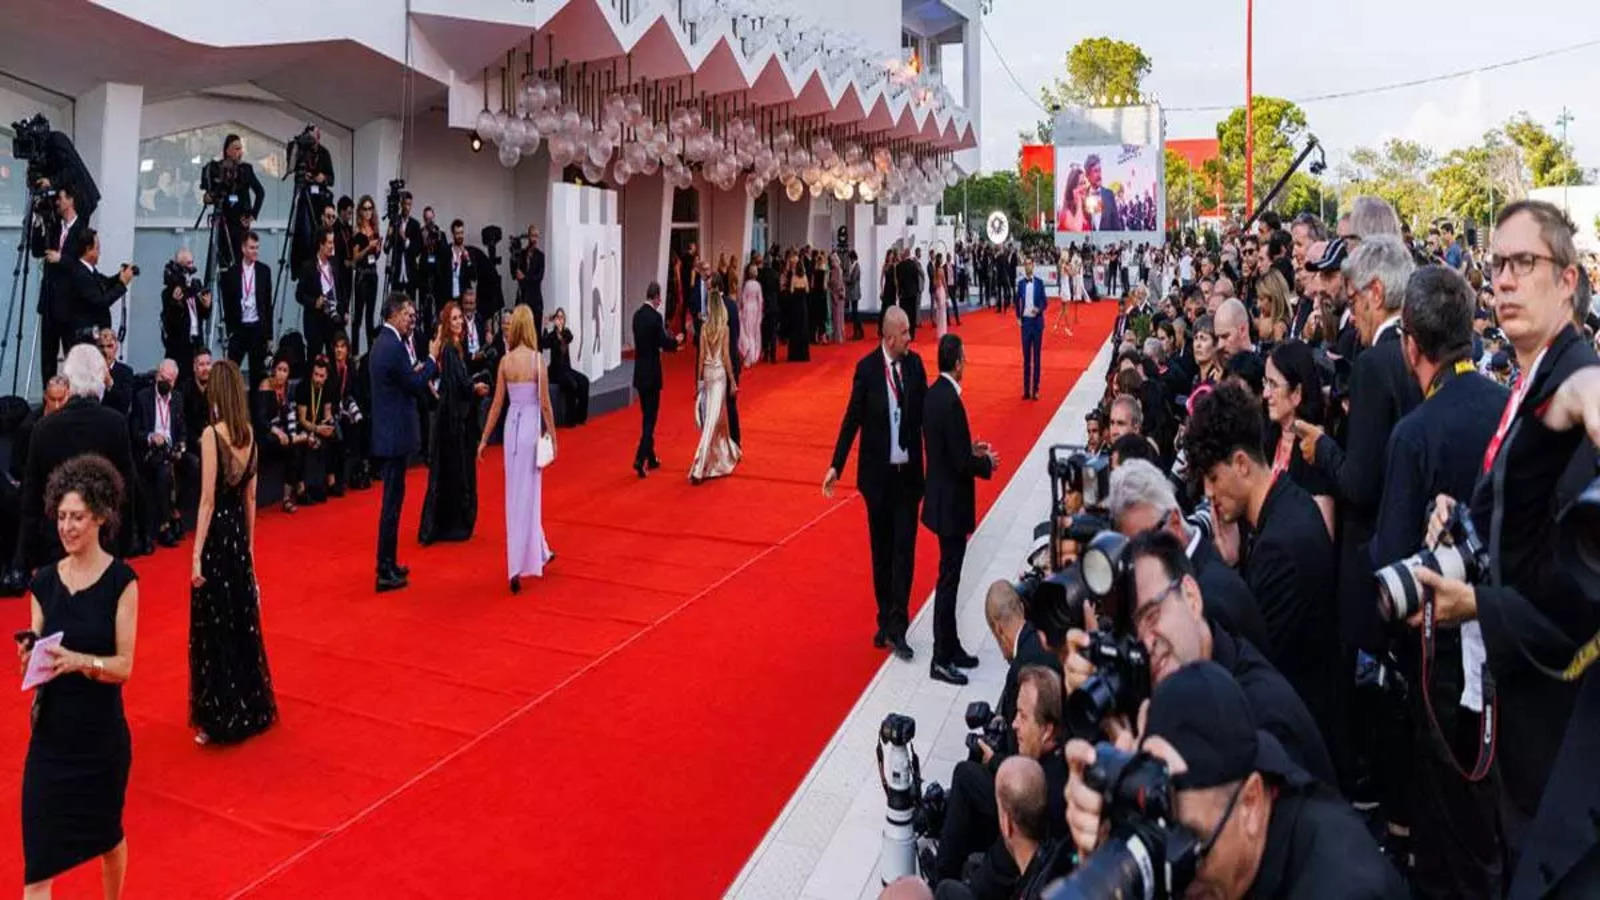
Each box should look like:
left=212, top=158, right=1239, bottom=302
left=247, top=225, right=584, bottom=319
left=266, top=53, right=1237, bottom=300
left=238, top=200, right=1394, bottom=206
left=1304, top=237, right=1348, bottom=273
left=1143, top=661, right=1309, bottom=790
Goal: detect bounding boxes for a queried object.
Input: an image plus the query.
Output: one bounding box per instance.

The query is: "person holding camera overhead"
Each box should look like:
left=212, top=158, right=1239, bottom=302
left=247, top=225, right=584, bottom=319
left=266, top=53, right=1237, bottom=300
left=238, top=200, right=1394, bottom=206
left=200, top=134, right=264, bottom=271
left=159, top=248, right=211, bottom=383
left=296, top=228, right=348, bottom=361
left=1061, top=662, right=1404, bottom=899
left=17, top=454, right=141, bottom=897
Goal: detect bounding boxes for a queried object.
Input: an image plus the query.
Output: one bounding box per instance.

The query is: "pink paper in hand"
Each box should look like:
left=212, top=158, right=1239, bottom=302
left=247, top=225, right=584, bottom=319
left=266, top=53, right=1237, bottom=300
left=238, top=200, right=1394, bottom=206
left=21, top=632, right=64, bottom=691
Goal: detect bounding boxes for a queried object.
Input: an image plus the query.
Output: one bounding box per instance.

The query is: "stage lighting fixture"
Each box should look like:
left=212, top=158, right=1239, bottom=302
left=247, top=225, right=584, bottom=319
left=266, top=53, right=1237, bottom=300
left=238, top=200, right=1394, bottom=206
left=469, top=131, right=484, bottom=152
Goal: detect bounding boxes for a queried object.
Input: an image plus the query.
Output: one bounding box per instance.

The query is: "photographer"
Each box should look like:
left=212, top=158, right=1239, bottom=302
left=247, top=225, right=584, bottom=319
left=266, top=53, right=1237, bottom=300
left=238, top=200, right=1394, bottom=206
left=514, top=225, right=546, bottom=325
left=1108, top=460, right=1267, bottom=651
left=130, top=360, right=197, bottom=552
left=28, top=181, right=87, bottom=381
left=1183, top=381, right=1340, bottom=741
left=60, top=228, right=135, bottom=350
left=543, top=308, right=589, bottom=426
left=932, top=666, right=1066, bottom=896
left=220, top=231, right=274, bottom=386
left=384, top=190, right=423, bottom=306
left=296, top=228, right=348, bottom=360
left=159, top=248, right=212, bottom=381
left=935, top=757, right=1065, bottom=900
left=289, top=125, right=334, bottom=217
left=1063, top=662, right=1405, bottom=899
left=1366, top=265, right=1508, bottom=895
left=985, top=581, right=1063, bottom=750
left=295, top=354, right=341, bottom=501
left=200, top=134, right=264, bottom=270
left=1412, top=201, right=1600, bottom=862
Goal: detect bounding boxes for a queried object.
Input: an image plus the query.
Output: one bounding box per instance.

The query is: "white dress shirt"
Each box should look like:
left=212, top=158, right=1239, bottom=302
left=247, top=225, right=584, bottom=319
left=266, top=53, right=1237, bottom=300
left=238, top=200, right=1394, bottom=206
left=240, top=265, right=260, bottom=324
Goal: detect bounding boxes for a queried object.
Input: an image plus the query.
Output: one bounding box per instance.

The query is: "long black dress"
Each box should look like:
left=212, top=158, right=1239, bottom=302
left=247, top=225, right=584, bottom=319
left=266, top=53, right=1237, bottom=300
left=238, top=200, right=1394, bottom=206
left=189, top=431, right=276, bottom=743
left=23, top=560, right=137, bottom=883
left=418, top=344, right=478, bottom=543
left=785, top=278, right=811, bottom=362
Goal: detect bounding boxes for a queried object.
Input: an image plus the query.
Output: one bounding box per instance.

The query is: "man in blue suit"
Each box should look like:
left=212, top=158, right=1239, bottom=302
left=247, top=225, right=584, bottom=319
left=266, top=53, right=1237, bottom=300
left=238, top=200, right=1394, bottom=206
left=1015, top=260, right=1047, bottom=400
left=369, top=292, right=439, bottom=592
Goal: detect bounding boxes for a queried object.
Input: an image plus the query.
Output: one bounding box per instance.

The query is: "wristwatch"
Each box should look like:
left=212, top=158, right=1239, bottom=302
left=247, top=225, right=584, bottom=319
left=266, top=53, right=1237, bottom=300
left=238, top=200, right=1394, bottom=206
left=91, top=657, right=105, bottom=678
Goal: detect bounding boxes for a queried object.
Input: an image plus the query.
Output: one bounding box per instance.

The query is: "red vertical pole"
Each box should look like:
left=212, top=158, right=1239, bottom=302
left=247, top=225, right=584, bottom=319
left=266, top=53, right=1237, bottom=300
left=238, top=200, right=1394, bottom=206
left=1244, top=0, right=1255, bottom=218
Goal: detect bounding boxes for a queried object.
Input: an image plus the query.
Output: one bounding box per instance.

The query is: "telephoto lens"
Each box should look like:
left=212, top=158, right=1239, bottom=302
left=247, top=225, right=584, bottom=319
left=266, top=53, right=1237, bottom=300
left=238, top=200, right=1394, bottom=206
left=1066, top=631, right=1152, bottom=736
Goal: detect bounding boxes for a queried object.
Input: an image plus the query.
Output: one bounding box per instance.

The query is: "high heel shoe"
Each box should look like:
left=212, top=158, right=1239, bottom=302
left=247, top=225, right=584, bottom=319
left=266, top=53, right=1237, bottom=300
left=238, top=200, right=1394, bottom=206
left=510, top=576, right=521, bottom=594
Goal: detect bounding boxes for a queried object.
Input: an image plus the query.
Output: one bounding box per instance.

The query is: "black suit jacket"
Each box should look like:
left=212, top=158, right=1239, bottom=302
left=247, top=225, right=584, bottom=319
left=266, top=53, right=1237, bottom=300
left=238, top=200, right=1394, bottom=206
left=15, top=397, right=137, bottom=567
left=1310, top=325, right=1422, bottom=650
left=296, top=256, right=349, bottom=327
left=722, top=295, right=743, bottom=378
left=434, top=245, right=482, bottom=301
left=920, top=376, right=993, bottom=536
left=542, top=326, right=574, bottom=378
left=1244, top=475, right=1340, bottom=732
left=895, top=258, right=923, bottom=306
left=999, top=623, right=1062, bottom=751
left=1191, top=533, right=1269, bottom=653
left=630, top=303, right=677, bottom=391
left=219, top=261, right=274, bottom=331
left=130, top=386, right=187, bottom=457
left=104, top=362, right=135, bottom=417
left=386, top=216, right=423, bottom=283
left=60, top=260, right=126, bottom=335
left=518, top=246, right=546, bottom=307
left=30, top=217, right=89, bottom=318
left=829, top=347, right=928, bottom=505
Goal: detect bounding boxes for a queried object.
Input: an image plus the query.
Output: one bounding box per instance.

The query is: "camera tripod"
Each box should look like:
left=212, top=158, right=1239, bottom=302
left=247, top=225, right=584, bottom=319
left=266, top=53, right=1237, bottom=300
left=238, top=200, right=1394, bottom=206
left=195, top=196, right=233, bottom=352
left=272, top=176, right=313, bottom=339
left=1, top=190, right=41, bottom=396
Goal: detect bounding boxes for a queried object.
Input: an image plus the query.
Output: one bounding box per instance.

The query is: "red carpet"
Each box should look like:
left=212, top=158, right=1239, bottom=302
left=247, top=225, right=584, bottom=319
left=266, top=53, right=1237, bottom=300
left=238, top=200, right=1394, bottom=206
left=1, top=302, right=1115, bottom=897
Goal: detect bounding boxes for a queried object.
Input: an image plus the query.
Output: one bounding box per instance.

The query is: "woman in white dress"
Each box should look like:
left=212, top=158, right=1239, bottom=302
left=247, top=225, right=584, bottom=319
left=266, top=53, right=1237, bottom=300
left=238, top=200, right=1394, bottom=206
left=931, top=252, right=949, bottom=338
left=689, top=290, right=741, bottom=485
left=738, top=263, right=763, bottom=368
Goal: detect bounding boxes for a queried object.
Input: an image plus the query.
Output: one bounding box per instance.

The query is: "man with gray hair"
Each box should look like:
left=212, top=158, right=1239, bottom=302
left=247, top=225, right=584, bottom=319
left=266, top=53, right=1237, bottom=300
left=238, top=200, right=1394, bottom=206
left=12, top=343, right=137, bottom=568
left=131, top=358, right=196, bottom=551
left=1108, top=459, right=1267, bottom=650
left=1346, top=195, right=1402, bottom=243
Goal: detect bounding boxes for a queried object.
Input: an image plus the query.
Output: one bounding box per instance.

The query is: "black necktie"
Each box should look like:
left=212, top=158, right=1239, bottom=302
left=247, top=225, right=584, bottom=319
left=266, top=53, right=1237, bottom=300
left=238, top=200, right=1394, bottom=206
left=890, top=359, right=905, bottom=405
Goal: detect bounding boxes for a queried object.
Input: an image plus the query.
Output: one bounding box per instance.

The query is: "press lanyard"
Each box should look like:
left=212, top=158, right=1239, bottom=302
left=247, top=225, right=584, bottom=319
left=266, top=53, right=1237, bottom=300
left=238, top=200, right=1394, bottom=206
left=1481, top=344, right=1549, bottom=474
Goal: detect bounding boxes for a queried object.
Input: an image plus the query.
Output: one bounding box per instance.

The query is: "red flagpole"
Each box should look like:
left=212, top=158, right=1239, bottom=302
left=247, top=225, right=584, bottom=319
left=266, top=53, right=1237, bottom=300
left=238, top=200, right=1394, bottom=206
left=1245, top=0, right=1255, bottom=217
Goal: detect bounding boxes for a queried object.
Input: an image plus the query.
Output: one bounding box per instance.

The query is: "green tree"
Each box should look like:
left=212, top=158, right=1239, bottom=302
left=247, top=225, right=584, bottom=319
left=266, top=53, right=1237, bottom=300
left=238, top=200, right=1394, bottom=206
left=1280, top=173, right=1330, bottom=220
left=1018, top=162, right=1055, bottom=231
left=1028, top=38, right=1153, bottom=143
left=1214, top=96, right=1310, bottom=213
left=1165, top=149, right=1213, bottom=228
left=1503, top=113, right=1584, bottom=188
left=1429, top=129, right=1528, bottom=225
left=1337, top=139, right=1441, bottom=228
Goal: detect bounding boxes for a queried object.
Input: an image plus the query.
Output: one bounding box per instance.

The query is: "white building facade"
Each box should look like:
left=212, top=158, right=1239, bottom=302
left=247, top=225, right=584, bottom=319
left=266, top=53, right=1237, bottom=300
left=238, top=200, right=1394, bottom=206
left=0, top=0, right=979, bottom=386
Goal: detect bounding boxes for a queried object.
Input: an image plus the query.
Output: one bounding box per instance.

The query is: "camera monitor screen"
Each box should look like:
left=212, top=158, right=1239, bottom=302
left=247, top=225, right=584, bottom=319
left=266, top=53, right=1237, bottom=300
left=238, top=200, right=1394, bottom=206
left=1054, top=144, right=1159, bottom=235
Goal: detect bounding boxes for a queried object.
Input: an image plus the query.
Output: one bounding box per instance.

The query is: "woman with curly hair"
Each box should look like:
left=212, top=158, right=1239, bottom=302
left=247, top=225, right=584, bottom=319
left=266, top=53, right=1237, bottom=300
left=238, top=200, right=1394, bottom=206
left=19, top=454, right=139, bottom=897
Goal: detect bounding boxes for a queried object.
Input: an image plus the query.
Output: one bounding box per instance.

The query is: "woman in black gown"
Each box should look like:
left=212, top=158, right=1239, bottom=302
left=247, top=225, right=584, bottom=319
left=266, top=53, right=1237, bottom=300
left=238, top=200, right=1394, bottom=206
left=20, top=454, right=139, bottom=896
left=190, top=359, right=277, bottom=745
left=419, top=301, right=487, bottom=544
left=784, top=252, right=811, bottom=362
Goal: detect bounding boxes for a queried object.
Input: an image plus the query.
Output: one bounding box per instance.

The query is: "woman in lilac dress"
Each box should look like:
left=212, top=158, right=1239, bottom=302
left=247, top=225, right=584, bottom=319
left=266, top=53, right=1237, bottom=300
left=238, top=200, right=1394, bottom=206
left=477, top=305, right=556, bottom=593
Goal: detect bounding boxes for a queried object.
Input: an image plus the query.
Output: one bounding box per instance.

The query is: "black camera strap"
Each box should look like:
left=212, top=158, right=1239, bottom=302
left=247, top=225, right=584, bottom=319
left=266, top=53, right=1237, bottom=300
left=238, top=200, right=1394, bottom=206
left=1419, top=595, right=1496, bottom=782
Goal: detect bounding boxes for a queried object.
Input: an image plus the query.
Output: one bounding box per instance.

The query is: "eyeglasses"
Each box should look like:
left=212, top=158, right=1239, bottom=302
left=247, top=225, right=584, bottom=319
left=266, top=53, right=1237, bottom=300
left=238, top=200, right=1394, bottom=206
left=1487, top=252, right=1560, bottom=278
left=1133, top=577, right=1185, bottom=635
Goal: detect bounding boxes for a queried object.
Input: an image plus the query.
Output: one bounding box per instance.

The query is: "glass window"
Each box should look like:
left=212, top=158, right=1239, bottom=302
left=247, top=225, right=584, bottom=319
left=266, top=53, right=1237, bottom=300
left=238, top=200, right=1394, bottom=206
left=136, top=123, right=291, bottom=225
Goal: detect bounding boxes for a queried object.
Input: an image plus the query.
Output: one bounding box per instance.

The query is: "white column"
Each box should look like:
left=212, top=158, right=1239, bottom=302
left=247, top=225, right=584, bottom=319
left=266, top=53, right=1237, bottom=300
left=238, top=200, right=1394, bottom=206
left=73, top=83, right=143, bottom=325
left=618, top=168, right=671, bottom=345
left=352, top=117, right=403, bottom=210
left=958, top=19, right=982, bottom=173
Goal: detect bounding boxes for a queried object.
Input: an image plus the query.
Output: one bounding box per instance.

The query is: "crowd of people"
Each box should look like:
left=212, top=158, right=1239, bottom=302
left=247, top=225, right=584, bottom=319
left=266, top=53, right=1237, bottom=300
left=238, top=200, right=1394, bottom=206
left=879, top=197, right=1600, bottom=900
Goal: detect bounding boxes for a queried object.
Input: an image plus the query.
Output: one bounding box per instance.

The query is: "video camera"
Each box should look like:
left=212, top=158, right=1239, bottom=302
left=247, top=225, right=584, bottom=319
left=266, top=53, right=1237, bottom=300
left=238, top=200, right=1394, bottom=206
left=10, top=114, right=50, bottom=178
left=1374, top=499, right=1488, bottom=624
left=1043, top=744, right=1202, bottom=899
left=286, top=125, right=319, bottom=182
left=384, top=178, right=406, bottom=223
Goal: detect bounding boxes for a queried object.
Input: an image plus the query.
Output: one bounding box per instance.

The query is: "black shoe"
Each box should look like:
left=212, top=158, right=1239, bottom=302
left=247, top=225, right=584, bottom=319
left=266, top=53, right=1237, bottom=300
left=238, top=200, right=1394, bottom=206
left=952, top=650, right=980, bottom=669
left=930, top=660, right=968, bottom=686
left=394, top=563, right=410, bottom=578
left=328, top=483, right=346, bottom=498
left=873, top=631, right=887, bottom=649
left=633, top=462, right=647, bottom=479
left=647, top=457, right=662, bottom=470
left=510, top=576, right=521, bottom=594
left=376, top=572, right=408, bottom=592
left=891, top=637, right=914, bottom=662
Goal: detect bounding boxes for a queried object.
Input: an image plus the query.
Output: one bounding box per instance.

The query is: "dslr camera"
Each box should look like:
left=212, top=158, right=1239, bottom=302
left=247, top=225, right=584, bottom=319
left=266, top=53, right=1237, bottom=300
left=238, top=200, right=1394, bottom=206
left=1374, top=500, right=1488, bottom=623
left=1049, top=444, right=1112, bottom=513
left=384, top=178, right=406, bottom=222
left=1065, top=531, right=1155, bottom=735
left=961, top=701, right=1010, bottom=763
left=1044, top=744, right=1203, bottom=899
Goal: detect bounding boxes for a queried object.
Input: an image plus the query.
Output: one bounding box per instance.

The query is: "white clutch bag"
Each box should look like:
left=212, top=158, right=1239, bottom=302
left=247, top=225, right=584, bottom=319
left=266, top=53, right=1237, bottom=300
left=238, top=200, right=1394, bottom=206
left=536, top=433, right=555, bottom=468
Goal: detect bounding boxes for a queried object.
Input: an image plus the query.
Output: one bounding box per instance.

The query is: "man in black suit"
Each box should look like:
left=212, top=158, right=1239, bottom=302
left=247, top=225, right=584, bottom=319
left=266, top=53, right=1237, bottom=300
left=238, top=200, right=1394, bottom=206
left=296, top=228, right=348, bottom=361
left=368, top=294, right=439, bottom=592
left=201, top=133, right=265, bottom=272
left=921, top=334, right=998, bottom=685
left=130, top=359, right=196, bottom=551
left=220, top=231, right=273, bottom=386
left=385, top=192, right=424, bottom=303
left=542, top=308, right=589, bottom=426
left=96, top=329, right=136, bottom=418
left=292, top=125, right=336, bottom=220
left=59, top=228, right=133, bottom=351
left=824, top=306, right=927, bottom=660
left=894, top=249, right=923, bottom=340
left=1084, top=155, right=1124, bottom=232
left=685, top=259, right=711, bottom=346
left=631, top=282, right=679, bottom=477
left=13, top=343, right=137, bottom=569
left=159, top=248, right=211, bottom=383
left=439, top=219, right=481, bottom=304
left=514, top=225, right=546, bottom=325
left=30, top=182, right=89, bottom=382
left=758, top=253, right=781, bottom=363
left=1185, top=381, right=1341, bottom=749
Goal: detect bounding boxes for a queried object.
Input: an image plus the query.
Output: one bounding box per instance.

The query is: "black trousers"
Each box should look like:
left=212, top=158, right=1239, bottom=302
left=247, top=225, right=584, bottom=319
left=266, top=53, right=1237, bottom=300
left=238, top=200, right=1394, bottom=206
left=933, top=531, right=968, bottom=664
left=136, top=451, right=196, bottom=543
left=634, top=387, right=661, bottom=466
left=227, top=321, right=270, bottom=387
left=351, top=270, right=379, bottom=356
left=38, top=315, right=67, bottom=383
left=864, top=469, right=919, bottom=641
left=375, top=455, right=407, bottom=572
left=727, top=361, right=742, bottom=446
left=553, top=368, right=590, bottom=425
left=949, top=292, right=962, bottom=325
left=936, top=760, right=1004, bottom=880
left=761, top=306, right=779, bottom=363
left=303, top=312, right=333, bottom=363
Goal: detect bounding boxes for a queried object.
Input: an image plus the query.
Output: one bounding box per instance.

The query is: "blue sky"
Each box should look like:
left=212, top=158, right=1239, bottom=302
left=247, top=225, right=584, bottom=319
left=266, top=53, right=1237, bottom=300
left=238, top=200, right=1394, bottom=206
left=970, top=0, right=1600, bottom=177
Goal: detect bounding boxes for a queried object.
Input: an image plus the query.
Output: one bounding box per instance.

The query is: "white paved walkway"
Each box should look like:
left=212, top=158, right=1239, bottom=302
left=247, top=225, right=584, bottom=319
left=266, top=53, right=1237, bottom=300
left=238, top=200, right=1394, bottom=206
left=727, top=338, right=1112, bottom=900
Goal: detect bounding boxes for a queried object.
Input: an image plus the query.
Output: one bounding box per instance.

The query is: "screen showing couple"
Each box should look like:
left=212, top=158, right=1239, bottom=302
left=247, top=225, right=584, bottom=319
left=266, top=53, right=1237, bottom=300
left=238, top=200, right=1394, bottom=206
left=1054, top=144, right=1158, bottom=234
